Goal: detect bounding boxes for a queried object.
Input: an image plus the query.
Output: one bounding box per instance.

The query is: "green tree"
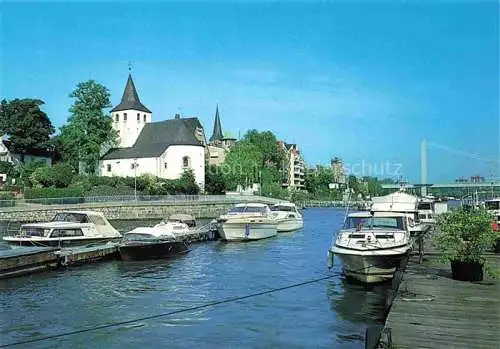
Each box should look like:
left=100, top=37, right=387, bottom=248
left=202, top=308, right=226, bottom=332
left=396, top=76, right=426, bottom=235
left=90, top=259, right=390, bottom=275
left=223, top=141, right=263, bottom=189
left=30, top=163, right=75, bottom=188
left=244, top=129, right=287, bottom=182
left=205, top=165, right=227, bottom=194
left=0, top=99, right=55, bottom=163
left=175, top=169, right=200, bottom=194
left=59, top=80, right=117, bottom=174
left=364, top=176, right=383, bottom=197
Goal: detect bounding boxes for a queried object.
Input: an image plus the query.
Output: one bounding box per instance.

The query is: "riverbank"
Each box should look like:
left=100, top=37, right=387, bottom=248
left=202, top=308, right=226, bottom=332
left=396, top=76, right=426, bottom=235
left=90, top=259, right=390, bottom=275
left=379, top=247, right=500, bottom=348
left=0, top=195, right=282, bottom=223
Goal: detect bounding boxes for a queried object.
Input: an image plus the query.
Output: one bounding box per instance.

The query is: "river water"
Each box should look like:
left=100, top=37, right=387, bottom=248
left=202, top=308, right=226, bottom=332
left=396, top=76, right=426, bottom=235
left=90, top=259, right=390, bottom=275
left=0, top=208, right=391, bottom=349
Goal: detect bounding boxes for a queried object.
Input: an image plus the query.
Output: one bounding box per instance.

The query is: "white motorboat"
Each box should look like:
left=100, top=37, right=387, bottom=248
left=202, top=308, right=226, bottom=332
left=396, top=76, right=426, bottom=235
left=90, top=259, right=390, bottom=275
left=270, top=202, right=304, bottom=232
left=119, top=221, right=190, bottom=261
left=217, top=203, right=278, bottom=241
left=3, top=211, right=122, bottom=248
left=485, top=198, right=500, bottom=224
left=370, top=190, right=428, bottom=236
left=328, top=211, right=411, bottom=283
left=417, top=197, right=436, bottom=225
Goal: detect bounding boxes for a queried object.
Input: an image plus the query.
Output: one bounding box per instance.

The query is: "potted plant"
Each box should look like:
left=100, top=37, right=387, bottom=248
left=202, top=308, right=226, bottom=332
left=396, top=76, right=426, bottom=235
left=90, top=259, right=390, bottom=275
left=435, top=206, right=497, bottom=282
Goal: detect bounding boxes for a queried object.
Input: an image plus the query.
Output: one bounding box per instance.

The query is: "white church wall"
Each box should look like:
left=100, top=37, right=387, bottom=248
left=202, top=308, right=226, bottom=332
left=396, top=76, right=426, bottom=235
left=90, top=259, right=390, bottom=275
left=99, top=157, right=159, bottom=178
left=161, top=145, right=205, bottom=190
left=99, top=145, right=205, bottom=191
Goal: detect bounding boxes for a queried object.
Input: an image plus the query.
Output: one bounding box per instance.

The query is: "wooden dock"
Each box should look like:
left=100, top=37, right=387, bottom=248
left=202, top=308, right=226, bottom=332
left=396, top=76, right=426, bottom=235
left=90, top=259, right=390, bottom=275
left=0, top=228, right=215, bottom=279
left=380, top=252, right=500, bottom=349
left=0, top=247, right=60, bottom=279
left=56, top=243, right=120, bottom=266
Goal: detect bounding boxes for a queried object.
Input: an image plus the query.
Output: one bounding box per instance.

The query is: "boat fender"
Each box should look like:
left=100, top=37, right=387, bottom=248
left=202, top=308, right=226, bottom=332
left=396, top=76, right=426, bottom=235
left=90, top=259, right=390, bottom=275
left=327, top=250, right=334, bottom=269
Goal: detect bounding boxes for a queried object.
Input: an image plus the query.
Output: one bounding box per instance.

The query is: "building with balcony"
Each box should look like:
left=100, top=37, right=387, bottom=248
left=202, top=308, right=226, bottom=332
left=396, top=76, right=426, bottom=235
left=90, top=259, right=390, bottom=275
left=331, top=157, right=346, bottom=184
left=279, top=142, right=305, bottom=191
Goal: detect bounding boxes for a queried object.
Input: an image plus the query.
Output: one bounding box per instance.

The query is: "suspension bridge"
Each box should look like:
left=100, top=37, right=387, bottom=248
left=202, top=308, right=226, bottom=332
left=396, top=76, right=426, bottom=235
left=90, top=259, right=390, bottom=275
left=381, top=140, right=500, bottom=196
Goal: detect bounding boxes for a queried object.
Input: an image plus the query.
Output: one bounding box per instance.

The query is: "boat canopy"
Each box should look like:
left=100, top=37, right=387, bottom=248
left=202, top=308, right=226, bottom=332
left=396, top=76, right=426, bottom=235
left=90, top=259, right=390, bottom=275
left=124, top=226, right=177, bottom=239
left=371, top=192, right=419, bottom=213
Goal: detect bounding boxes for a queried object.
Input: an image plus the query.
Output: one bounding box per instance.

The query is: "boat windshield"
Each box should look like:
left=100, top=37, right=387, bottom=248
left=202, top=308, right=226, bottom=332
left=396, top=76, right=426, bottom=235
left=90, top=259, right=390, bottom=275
left=417, top=203, right=432, bottom=210
left=485, top=201, right=500, bottom=210
left=228, top=206, right=268, bottom=214
left=270, top=205, right=294, bottom=212
left=345, top=216, right=405, bottom=230
left=20, top=227, right=50, bottom=237
left=51, top=212, right=89, bottom=223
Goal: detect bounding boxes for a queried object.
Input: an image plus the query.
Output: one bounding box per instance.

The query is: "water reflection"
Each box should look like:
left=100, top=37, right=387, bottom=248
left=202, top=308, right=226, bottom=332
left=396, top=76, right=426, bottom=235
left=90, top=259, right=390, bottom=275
left=327, top=277, right=389, bottom=326
left=117, top=258, right=183, bottom=279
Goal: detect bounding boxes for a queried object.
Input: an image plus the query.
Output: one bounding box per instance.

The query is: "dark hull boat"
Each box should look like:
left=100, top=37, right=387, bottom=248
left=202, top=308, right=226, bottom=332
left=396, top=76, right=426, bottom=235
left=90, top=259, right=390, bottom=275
left=119, top=240, right=190, bottom=261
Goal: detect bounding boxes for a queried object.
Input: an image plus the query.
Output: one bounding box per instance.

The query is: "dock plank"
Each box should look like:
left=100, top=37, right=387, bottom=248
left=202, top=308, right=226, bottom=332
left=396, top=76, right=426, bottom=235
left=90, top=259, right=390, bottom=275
left=384, top=252, right=500, bottom=349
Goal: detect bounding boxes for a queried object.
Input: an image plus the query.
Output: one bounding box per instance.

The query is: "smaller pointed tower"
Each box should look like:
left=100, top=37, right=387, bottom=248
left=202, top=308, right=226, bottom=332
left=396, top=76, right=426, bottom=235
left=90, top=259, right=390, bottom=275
left=209, top=104, right=223, bottom=144
left=111, top=72, right=152, bottom=148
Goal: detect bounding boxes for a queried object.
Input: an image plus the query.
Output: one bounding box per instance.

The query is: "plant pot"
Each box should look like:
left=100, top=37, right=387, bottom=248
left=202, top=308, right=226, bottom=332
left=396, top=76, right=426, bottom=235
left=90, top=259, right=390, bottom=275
left=450, top=260, right=484, bottom=282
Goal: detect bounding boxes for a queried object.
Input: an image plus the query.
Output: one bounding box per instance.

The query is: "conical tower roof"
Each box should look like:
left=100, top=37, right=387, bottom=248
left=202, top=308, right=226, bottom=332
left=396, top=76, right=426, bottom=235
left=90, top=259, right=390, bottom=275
left=111, top=74, right=151, bottom=113
left=209, top=104, right=223, bottom=142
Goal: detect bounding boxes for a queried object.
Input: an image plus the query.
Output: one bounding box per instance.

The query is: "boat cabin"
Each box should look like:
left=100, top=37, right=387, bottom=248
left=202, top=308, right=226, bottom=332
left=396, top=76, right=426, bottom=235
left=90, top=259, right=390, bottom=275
left=343, top=212, right=407, bottom=232
left=485, top=198, right=500, bottom=211
left=226, top=203, right=271, bottom=216
left=19, top=211, right=120, bottom=238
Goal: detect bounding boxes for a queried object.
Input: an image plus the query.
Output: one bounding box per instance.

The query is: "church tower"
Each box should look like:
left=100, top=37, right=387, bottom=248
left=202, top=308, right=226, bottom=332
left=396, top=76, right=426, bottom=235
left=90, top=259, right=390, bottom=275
left=209, top=104, right=223, bottom=145
left=110, top=74, right=152, bottom=148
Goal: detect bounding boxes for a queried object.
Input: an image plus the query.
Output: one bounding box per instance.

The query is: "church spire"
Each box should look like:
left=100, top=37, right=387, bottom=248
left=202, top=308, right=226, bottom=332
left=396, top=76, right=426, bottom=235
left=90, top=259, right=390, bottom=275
left=209, top=104, right=223, bottom=142
left=111, top=74, right=151, bottom=113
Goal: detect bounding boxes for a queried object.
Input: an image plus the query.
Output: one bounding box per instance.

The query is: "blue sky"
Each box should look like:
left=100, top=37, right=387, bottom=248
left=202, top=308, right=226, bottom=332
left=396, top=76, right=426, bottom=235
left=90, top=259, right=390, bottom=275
left=2, top=1, right=499, bottom=183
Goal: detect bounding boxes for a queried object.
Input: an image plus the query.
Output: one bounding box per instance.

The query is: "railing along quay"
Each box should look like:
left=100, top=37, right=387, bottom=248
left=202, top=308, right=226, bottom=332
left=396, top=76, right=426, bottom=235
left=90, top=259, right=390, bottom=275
left=0, top=194, right=284, bottom=211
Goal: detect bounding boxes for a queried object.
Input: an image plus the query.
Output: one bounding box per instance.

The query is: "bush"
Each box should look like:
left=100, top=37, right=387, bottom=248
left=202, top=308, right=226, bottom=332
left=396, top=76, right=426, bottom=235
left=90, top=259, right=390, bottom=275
left=83, top=184, right=140, bottom=197
left=0, top=161, right=15, bottom=176
left=29, top=163, right=75, bottom=188
left=1, top=184, right=23, bottom=193
left=24, top=187, right=84, bottom=204
left=0, top=192, right=15, bottom=207
left=435, top=207, right=498, bottom=277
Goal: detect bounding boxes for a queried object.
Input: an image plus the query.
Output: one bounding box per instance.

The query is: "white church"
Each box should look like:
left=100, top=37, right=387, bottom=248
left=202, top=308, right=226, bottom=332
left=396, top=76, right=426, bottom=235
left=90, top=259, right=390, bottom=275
left=99, top=74, right=206, bottom=191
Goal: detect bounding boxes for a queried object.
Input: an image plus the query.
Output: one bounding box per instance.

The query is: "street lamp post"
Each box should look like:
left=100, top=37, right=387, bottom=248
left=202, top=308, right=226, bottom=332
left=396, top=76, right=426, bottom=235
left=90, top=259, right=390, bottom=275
left=133, top=158, right=138, bottom=202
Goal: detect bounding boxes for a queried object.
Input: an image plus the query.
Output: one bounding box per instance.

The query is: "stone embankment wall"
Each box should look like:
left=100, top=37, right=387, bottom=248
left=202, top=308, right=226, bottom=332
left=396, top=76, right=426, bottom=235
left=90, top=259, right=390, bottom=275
left=0, top=200, right=267, bottom=223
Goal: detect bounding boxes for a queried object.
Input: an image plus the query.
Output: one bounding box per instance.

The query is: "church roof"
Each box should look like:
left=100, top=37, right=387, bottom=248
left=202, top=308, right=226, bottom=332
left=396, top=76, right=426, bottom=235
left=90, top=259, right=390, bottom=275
left=101, top=117, right=205, bottom=160
left=209, top=105, right=223, bottom=142
left=110, top=74, right=151, bottom=113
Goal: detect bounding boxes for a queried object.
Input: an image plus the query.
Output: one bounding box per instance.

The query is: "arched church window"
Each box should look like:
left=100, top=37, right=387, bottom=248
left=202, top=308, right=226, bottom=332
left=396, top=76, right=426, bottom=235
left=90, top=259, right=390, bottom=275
left=137, top=113, right=140, bottom=121
left=182, top=156, right=190, bottom=168
left=124, top=113, right=127, bottom=121
left=115, top=114, right=119, bottom=122
left=143, top=114, right=147, bottom=122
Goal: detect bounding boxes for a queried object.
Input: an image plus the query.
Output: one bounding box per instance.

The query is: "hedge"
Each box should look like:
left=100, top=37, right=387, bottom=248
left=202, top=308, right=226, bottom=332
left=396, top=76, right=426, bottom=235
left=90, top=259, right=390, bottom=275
left=83, top=184, right=140, bottom=197
left=24, top=187, right=85, bottom=205
left=0, top=192, right=15, bottom=207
